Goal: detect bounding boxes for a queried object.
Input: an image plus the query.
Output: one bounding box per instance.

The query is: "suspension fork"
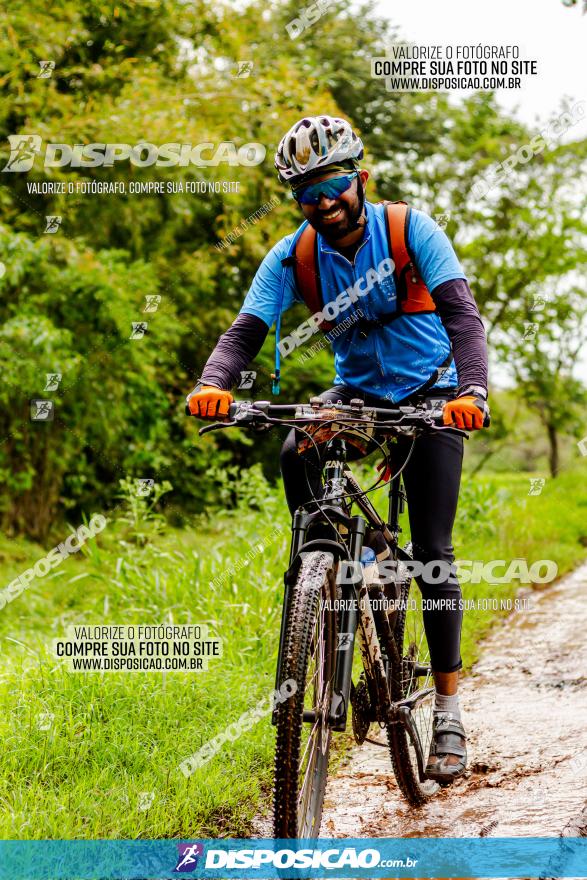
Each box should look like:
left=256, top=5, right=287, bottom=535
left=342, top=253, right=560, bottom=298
left=271, top=507, right=311, bottom=722
left=329, top=514, right=366, bottom=731
left=319, top=438, right=370, bottom=732
left=272, top=437, right=355, bottom=723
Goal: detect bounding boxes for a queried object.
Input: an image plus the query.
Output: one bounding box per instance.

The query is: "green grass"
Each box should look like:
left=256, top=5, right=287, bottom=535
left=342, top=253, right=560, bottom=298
left=0, top=461, right=585, bottom=838
left=454, top=468, right=587, bottom=663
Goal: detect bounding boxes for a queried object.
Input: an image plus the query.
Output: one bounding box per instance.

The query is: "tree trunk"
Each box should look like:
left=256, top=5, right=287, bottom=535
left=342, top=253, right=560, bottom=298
left=547, top=423, right=560, bottom=478
left=470, top=447, right=498, bottom=476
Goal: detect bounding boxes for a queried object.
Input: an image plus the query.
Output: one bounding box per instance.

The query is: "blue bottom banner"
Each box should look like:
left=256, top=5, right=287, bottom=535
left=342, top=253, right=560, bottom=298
left=0, top=837, right=586, bottom=879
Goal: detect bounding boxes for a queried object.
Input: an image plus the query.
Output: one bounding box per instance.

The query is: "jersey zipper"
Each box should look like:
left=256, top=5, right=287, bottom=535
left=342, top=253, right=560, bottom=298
left=349, top=248, right=385, bottom=378
left=323, top=236, right=385, bottom=376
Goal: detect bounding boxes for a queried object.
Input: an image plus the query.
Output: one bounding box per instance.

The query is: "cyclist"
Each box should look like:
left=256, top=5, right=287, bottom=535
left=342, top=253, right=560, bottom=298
left=187, top=115, right=489, bottom=784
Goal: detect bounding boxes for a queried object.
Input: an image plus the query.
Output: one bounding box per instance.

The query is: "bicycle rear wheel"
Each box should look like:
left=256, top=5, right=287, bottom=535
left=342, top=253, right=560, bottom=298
left=387, top=565, right=439, bottom=804
left=273, top=550, right=338, bottom=837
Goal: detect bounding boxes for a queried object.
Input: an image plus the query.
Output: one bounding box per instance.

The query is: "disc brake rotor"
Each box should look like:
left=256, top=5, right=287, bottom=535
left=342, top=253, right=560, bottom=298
left=351, top=675, right=372, bottom=744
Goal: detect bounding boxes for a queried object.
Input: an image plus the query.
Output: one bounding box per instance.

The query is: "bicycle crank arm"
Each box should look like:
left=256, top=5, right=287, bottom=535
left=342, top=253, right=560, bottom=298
left=404, top=662, right=432, bottom=678
left=395, top=704, right=428, bottom=783
left=395, top=685, right=435, bottom=713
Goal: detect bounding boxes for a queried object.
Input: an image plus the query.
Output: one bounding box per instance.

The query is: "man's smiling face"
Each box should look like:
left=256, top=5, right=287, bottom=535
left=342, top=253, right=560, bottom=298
left=295, top=169, right=369, bottom=242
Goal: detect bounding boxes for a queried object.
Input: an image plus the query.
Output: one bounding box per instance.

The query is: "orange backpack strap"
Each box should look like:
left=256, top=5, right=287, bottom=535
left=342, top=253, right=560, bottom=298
left=293, top=204, right=435, bottom=332
left=383, top=201, right=436, bottom=314
left=294, top=223, right=334, bottom=332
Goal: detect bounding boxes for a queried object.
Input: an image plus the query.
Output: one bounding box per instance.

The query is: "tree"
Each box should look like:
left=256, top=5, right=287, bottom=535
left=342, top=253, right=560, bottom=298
left=499, top=288, right=587, bottom=477
left=561, top=0, right=587, bottom=12
left=0, top=0, right=585, bottom=535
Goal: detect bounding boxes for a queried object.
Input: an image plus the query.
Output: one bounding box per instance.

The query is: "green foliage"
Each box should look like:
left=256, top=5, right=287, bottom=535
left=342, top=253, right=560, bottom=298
left=0, top=464, right=585, bottom=837
left=116, top=477, right=173, bottom=545
left=0, top=0, right=585, bottom=537
left=0, top=225, right=196, bottom=538
left=209, top=461, right=279, bottom=516
left=497, top=287, right=587, bottom=476
left=456, top=480, right=503, bottom=537
left=560, top=0, right=587, bottom=10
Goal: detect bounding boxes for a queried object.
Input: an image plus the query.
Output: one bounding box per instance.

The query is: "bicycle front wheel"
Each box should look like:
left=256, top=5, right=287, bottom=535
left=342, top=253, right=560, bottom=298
left=273, top=550, right=338, bottom=838
left=387, top=567, right=439, bottom=804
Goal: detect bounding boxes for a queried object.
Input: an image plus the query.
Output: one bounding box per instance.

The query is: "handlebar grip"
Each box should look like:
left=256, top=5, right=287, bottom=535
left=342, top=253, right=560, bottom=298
left=483, top=411, right=491, bottom=428
left=186, top=400, right=237, bottom=423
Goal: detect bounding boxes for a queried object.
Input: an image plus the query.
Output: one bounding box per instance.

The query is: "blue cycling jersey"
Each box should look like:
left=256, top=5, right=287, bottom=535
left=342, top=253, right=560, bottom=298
left=240, top=201, right=466, bottom=402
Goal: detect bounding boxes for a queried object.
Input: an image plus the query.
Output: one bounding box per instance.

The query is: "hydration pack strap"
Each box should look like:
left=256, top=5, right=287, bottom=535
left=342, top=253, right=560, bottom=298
left=415, top=349, right=454, bottom=395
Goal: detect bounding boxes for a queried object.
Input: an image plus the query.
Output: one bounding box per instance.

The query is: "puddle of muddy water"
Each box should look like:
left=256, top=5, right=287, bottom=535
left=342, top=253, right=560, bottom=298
left=318, top=563, right=587, bottom=839
left=254, top=563, right=587, bottom=846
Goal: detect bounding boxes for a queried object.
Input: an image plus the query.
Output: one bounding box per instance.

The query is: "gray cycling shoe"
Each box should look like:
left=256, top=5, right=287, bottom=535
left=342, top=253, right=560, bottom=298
left=425, top=713, right=467, bottom=784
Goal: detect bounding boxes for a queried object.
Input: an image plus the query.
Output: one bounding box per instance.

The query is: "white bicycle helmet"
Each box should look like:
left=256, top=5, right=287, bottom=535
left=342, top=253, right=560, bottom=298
left=275, top=115, right=364, bottom=184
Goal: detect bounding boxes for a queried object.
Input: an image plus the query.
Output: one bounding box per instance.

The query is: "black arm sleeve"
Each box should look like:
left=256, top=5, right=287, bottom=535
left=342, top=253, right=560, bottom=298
left=200, top=313, right=269, bottom=390
left=430, top=278, right=488, bottom=393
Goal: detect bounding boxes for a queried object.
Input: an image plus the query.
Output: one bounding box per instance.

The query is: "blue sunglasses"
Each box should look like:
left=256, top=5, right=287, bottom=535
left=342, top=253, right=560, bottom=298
left=292, top=172, right=358, bottom=205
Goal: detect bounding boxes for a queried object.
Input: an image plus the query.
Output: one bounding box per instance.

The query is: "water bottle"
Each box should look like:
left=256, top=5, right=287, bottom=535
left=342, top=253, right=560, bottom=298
left=360, top=546, right=380, bottom=587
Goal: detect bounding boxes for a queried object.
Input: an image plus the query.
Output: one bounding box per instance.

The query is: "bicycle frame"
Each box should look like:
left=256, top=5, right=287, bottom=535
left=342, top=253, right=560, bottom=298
left=273, top=435, right=413, bottom=734
left=194, top=397, right=467, bottom=788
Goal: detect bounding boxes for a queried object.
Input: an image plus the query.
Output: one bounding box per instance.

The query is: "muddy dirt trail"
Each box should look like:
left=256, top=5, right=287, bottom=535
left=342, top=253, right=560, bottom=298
left=319, top=562, right=587, bottom=839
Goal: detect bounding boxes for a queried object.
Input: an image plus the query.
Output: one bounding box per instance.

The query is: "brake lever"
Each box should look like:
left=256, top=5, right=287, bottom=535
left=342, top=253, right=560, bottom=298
left=198, top=419, right=237, bottom=436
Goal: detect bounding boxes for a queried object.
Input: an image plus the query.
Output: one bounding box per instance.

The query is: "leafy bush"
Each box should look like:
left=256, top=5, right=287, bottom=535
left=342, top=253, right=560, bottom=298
left=115, top=478, right=173, bottom=545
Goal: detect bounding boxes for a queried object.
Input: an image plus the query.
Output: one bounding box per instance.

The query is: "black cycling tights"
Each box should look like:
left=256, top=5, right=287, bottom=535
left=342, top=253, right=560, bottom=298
left=279, top=385, right=464, bottom=674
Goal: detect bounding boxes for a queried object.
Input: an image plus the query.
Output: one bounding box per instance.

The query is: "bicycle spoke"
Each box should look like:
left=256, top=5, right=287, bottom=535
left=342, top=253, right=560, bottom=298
left=298, top=741, right=319, bottom=832
left=298, top=716, right=320, bottom=789
left=391, top=583, right=438, bottom=796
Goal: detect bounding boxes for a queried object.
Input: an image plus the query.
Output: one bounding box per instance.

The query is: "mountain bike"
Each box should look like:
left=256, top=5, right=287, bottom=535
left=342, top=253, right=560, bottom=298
left=194, top=396, right=478, bottom=838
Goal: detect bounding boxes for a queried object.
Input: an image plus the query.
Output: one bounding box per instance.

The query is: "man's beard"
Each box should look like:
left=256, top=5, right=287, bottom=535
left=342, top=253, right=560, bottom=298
left=310, top=193, right=364, bottom=241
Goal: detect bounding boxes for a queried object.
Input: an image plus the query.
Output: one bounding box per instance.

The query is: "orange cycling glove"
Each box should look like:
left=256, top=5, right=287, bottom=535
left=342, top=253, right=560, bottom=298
left=443, top=392, right=489, bottom=430
left=187, top=384, right=234, bottom=419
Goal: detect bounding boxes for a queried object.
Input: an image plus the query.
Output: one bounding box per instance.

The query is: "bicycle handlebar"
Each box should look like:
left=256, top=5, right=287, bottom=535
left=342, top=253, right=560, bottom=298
left=188, top=396, right=490, bottom=436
